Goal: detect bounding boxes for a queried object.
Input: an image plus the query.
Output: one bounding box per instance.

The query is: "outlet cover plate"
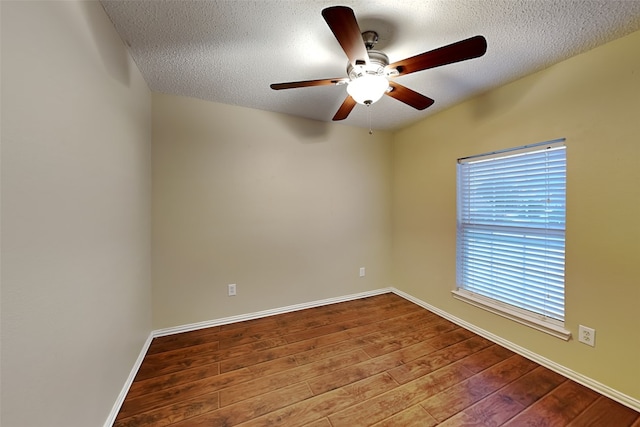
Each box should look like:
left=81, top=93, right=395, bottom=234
left=228, top=284, right=236, bottom=296
left=578, top=325, right=595, bottom=347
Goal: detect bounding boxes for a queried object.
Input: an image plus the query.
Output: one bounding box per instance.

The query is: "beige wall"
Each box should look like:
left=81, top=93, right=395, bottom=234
left=392, top=29, right=640, bottom=400
left=1, top=2, right=152, bottom=426
left=152, top=94, right=393, bottom=328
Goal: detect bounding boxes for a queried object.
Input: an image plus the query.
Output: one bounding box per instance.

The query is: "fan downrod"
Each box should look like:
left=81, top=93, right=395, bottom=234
left=361, top=31, right=379, bottom=50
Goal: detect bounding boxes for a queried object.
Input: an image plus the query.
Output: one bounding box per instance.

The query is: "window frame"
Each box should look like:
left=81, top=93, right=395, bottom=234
left=453, top=139, right=571, bottom=340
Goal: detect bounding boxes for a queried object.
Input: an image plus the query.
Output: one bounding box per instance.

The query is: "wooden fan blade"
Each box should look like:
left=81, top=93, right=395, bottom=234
left=385, top=81, right=435, bottom=110
left=333, top=96, right=357, bottom=121
left=322, top=6, right=369, bottom=67
left=388, top=35, right=487, bottom=77
left=270, top=77, right=349, bottom=90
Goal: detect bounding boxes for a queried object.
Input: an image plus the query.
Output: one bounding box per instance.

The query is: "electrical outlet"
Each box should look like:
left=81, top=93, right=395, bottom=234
left=228, top=284, right=236, bottom=296
left=578, top=325, right=595, bottom=347
left=359, top=267, right=365, bottom=277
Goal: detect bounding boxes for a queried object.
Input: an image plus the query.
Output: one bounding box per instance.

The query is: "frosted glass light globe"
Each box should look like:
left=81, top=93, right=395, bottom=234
left=346, top=75, right=389, bottom=105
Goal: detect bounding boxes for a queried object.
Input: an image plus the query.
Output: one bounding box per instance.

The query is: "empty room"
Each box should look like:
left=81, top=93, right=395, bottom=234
left=1, top=1, right=639, bottom=426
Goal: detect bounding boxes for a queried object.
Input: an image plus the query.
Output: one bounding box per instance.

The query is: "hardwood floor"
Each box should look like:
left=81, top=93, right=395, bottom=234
left=114, top=293, right=640, bottom=426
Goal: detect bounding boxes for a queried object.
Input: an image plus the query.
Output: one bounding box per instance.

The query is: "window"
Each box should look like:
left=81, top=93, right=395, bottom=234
left=454, top=139, right=570, bottom=339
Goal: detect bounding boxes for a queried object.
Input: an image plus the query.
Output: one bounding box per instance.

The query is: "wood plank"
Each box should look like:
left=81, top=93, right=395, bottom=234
left=147, top=328, right=221, bottom=355
left=245, top=354, right=298, bottom=377
left=371, top=404, right=439, bottom=427
left=218, top=316, right=280, bottom=334
left=127, top=362, right=220, bottom=399
left=219, top=338, right=317, bottom=373
left=307, top=348, right=408, bottom=395
left=140, top=341, right=220, bottom=367
left=361, top=317, right=459, bottom=358
left=438, top=365, right=567, bottom=426
left=137, top=337, right=288, bottom=380
left=303, top=418, right=333, bottom=427
left=281, top=300, right=425, bottom=344
left=114, top=391, right=219, bottom=427
left=236, top=373, right=399, bottom=427
left=421, top=354, right=538, bottom=421
left=293, top=310, right=438, bottom=365
left=567, top=396, right=640, bottom=427
left=387, top=334, right=492, bottom=384
left=169, top=382, right=313, bottom=427
left=328, top=362, right=474, bottom=426
left=117, top=368, right=255, bottom=418
left=306, top=328, right=484, bottom=396
left=216, top=296, right=398, bottom=347
left=385, top=328, right=478, bottom=369
left=437, top=392, right=526, bottom=427
left=217, top=327, right=287, bottom=350
left=497, top=365, right=567, bottom=407
left=133, top=349, right=219, bottom=382
left=457, top=343, right=515, bottom=374
left=218, top=301, right=428, bottom=373
left=220, top=349, right=371, bottom=406
left=266, top=294, right=406, bottom=335
left=327, top=343, right=515, bottom=426
left=503, top=380, right=600, bottom=426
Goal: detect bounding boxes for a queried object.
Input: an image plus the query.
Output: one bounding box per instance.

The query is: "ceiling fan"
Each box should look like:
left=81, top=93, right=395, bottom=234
left=270, top=6, right=487, bottom=121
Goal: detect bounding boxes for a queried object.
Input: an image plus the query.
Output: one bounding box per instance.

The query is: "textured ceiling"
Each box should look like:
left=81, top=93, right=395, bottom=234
left=100, top=0, right=640, bottom=131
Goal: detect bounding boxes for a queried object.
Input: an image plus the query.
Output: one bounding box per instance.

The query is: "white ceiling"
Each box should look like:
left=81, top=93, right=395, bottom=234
left=100, top=0, right=640, bottom=131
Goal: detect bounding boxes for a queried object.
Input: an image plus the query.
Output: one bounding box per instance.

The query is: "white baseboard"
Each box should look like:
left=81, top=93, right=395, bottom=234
left=390, top=287, right=640, bottom=413
left=103, top=332, right=154, bottom=427
left=105, top=286, right=639, bottom=426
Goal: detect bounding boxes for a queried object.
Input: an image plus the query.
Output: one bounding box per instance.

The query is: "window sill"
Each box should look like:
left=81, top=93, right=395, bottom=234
left=451, top=289, right=572, bottom=341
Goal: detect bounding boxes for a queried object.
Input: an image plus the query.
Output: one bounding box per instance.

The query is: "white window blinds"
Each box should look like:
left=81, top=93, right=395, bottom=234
left=456, top=140, right=566, bottom=323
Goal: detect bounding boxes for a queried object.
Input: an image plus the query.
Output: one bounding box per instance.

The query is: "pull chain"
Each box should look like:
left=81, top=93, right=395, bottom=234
left=368, top=103, right=373, bottom=135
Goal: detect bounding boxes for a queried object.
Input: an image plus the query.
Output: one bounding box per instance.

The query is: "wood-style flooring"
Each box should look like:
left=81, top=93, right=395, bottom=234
left=114, top=293, right=640, bottom=426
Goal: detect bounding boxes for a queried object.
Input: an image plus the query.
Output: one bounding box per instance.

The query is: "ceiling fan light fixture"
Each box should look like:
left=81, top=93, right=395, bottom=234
left=346, top=74, right=389, bottom=105
left=270, top=6, right=487, bottom=121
